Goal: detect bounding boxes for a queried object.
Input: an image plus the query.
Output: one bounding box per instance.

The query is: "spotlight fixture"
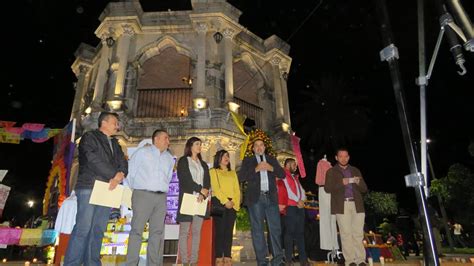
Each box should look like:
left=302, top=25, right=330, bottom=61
left=193, top=98, right=207, bottom=110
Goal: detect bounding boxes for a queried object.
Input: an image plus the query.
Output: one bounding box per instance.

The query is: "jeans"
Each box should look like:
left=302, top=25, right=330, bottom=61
left=64, top=189, right=111, bottom=266
left=248, top=194, right=283, bottom=266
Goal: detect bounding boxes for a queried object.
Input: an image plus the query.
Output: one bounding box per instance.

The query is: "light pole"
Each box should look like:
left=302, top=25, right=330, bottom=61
left=26, top=200, right=35, bottom=228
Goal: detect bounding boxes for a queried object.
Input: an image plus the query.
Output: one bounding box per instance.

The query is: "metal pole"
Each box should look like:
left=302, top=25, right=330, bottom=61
left=418, top=0, right=429, bottom=198
left=374, top=0, right=440, bottom=265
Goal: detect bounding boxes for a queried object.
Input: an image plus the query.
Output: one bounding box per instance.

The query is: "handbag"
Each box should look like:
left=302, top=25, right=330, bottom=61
left=210, top=169, right=228, bottom=217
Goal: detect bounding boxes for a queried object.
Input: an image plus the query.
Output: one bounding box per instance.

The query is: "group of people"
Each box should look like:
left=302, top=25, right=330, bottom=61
left=62, top=112, right=308, bottom=266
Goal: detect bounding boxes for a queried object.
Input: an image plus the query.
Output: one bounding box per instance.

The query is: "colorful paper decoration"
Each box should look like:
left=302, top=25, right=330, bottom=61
left=19, top=229, right=43, bottom=246
left=0, top=122, right=62, bottom=144
left=0, top=228, right=22, bottom=245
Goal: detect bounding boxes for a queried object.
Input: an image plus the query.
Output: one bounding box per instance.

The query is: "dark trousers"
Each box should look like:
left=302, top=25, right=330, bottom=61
left=214, top=208, right=237, bottom=257
left=285, top=206, right=307, bottom=264
left=268, top=214, right=286, bottom=257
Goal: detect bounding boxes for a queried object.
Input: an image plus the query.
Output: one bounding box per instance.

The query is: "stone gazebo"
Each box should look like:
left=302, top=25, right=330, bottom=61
left=70, top=0, right=294, bottom=166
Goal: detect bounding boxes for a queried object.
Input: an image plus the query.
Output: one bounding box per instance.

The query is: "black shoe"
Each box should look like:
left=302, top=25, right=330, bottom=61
left=349, top=263, right=357, bottom=266
left=359, top=263, right=367, bottom=266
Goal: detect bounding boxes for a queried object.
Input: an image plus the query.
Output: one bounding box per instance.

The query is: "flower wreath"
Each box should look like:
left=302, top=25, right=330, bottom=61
left=244, top=129, right=276, bottom=158
left=43, top=158, right=67, bottom=215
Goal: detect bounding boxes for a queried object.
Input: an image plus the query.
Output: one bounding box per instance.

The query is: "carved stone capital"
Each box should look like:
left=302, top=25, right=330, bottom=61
left=222, top=28, right=235, bottom=39
left=270, top=56, right=281, bottom=66
left=79, top=64, right=90, bottom=74
left=195, top=22, right=208, bottom=33
left=122, top=24, right=135, bottom=36
left=100, top=28, right=116, bottom=45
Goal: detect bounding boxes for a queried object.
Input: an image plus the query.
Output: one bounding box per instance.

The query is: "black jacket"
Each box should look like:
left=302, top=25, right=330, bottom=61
left=176, top=156, right=211, bottom=222
left=75, top=130, right=128, bottom=190
left=238, top=154, right=285, bottom=206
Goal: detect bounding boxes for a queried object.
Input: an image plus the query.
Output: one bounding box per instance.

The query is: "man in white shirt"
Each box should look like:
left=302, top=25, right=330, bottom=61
left=125, top=129, right=175, bottom=266
left=453, top=222, right=466, bottom=248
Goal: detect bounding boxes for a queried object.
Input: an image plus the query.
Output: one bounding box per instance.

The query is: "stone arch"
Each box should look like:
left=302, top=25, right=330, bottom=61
left=233, top=52, right=267, bottom=106
left=135, top=35, right=195, bottom=66
left=138, top=47, right=191, bottom=89
left=133, top=37, right=195, bottom=118
left=232, top=53, right=269, bottom=129
left=239, top=52, right=269, bottom=87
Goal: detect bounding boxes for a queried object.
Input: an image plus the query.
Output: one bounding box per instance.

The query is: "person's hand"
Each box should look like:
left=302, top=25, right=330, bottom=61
left=200, top=188, right=209, bottom=197
left=197, top=194, right=204, bottom=203
left=114, top=172, right=125, bottom=182
left=342, top=178, right=350, bottom=185
left=225, top=201, right=234, bottom=209
left=353, top=176, right=361, bottom=184
left=109, top=178, right=119, bottom=190
left=256, top=162, right=273, bottom=172
left=261, top=162, right=274, bottom=171
left=297, top=200, right=305, bottom=209
left=278, top=204, right=286, bottom=212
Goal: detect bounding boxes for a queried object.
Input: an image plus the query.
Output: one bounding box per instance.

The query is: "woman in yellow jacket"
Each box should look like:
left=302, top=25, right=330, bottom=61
left=210, top=149, right=241, bottom=266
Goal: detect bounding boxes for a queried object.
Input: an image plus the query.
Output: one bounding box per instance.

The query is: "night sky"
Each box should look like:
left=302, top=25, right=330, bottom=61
left=1, top=0, right=473, bottom=224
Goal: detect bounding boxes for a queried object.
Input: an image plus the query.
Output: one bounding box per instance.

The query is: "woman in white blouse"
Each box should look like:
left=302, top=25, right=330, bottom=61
left=177, top=137, right=210, bottom=265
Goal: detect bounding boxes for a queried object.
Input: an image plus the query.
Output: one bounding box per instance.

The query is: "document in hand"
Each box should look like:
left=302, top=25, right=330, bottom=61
left=179, top=193, right=209, bottom=216
left=89, top=180, right=133, bottom=208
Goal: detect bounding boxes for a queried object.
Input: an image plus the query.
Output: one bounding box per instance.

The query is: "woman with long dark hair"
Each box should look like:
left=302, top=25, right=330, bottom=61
left=176, top=137, right=210, bottom=265
left=210, top=150, right=241, bottom=266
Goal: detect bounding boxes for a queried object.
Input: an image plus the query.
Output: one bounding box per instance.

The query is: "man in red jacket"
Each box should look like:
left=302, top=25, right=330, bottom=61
left=282, top=158, right=309, bottom=266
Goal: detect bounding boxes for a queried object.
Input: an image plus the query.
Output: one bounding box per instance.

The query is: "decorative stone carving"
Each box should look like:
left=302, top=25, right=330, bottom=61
left=100, top=27, right=116, bottom=44
left=222, top=28, right=235, bottom=39
left=195, top=22, right=208, bottom=33
left=122, top=24, right=135, bottom=36
left=270, top=56, right=281, bottom=66
left=79, top=65, right=90, bottom=74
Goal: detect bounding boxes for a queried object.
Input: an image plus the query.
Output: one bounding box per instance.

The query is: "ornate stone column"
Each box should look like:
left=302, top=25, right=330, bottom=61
left=195, top=23, right=208, bottom=98
left=280, top=67, right=291, bottom=125
left=70, top=64, right=90, bottom=121
left=271, top=56, right=285, bottom=122
left=223, top=28, right=235, bottom=104
left=92, top=33, right=113, bottom=110
left=113, top=24, right=134, bottom=98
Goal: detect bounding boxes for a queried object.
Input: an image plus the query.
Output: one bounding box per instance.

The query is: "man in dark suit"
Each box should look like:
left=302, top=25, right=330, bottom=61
left=238, top=139, right=286, bottom=266
left=325, top=148, right=368, bottom=266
